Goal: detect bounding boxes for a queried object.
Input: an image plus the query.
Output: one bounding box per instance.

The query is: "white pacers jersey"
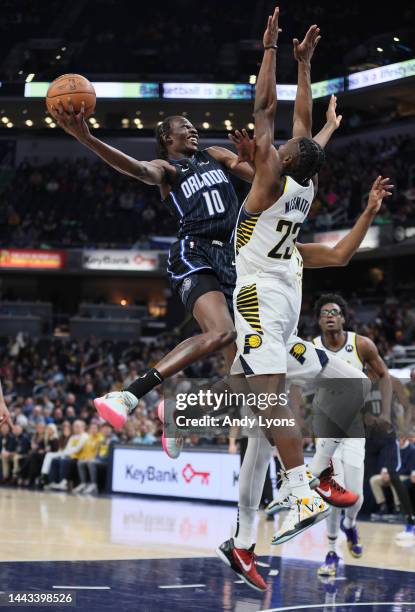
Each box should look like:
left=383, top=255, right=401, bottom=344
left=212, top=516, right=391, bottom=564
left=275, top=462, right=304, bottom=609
left=313, top=331, right=364, bottom=372
left=314, top=331, right=365, bottom=468
left=234, top=175, right=314, bottom=280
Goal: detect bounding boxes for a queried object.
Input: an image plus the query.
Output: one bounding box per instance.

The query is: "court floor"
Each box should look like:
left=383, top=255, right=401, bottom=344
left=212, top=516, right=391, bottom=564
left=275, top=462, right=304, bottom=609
left=1, top=490, right=415, bottom=611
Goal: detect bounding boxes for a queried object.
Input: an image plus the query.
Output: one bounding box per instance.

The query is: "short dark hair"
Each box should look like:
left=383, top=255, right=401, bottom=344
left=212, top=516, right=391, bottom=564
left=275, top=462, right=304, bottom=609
left=290, top=138, right=326, bottom=184
left=314, top=293, right=348, bottom=320
left=155, top=115, right=183, bottom=159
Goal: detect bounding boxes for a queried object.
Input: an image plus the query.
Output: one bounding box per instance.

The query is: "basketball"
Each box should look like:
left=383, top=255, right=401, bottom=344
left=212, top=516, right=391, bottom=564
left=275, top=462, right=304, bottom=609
left=46, top=73, right=96, bottom=117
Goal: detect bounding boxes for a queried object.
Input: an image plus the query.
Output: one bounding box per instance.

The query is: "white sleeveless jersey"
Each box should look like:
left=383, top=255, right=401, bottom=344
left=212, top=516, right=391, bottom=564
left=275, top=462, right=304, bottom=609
left=313, top=331, right=364, bottom=371
left=234, top=175, right=314, bottom=279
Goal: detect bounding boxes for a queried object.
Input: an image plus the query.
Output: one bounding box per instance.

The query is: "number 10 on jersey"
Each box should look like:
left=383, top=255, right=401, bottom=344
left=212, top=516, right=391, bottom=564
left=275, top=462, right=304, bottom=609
left=203, top=190, right=225, bottom=216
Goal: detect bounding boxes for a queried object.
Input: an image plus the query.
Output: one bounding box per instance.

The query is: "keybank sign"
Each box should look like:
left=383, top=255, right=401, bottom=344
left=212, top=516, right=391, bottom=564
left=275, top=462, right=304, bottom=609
left=111, top=447, right=239, bottom=502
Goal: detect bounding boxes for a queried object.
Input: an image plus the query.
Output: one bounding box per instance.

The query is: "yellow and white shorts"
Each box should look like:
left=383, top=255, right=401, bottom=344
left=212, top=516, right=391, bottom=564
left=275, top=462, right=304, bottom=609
left=231, top=278, right=301, bottom=376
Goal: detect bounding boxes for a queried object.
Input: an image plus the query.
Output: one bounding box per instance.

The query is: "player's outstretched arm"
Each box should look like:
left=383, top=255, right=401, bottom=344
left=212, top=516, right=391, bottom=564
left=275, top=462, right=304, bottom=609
left=292, top=25, right=321, bottom=139
left=313, top=95, right=343, bottom=149
left=51, top=100, right=175, bottom=187
left=244, top=7, right=283, bottom=212
left=254, top=7, right=280, bottom=154
left=297, top=175, right=393, bottom=268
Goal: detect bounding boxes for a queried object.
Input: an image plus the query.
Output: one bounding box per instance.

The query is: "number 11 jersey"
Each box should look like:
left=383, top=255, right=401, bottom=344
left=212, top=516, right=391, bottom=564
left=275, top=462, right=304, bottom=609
left=234, top=175, right=314, bottom=280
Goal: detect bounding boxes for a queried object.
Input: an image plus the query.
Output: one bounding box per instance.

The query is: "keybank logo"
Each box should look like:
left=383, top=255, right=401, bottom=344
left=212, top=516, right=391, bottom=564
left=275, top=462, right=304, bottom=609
left=125, top=464, right=178, bottom=484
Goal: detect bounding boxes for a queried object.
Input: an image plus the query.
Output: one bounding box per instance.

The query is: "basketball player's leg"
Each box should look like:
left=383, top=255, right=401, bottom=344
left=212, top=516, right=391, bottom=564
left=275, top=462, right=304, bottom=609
left=318, top=449, right=344, bottom=576
left=94, top=273, right=236, bottom=430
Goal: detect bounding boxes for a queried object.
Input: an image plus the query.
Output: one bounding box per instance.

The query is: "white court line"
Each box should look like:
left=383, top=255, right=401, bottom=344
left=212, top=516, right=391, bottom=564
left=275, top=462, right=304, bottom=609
left=259, top=602, right=415, bottom=612
left=52, top=586, right=111, bottom=590
left=159, top=584, right=205, bottom=589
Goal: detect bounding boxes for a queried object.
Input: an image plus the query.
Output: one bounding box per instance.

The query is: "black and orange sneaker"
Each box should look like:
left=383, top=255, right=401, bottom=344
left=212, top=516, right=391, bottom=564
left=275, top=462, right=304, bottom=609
left=316, top=463, right=359, bottom=508
left=216, top=538, right=267, bottom=592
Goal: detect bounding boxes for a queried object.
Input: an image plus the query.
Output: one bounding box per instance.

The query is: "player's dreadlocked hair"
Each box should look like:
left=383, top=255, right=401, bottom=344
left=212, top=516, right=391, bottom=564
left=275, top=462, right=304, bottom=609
left=289, top=137, right=326, bottom=185
left=155, top=115, right=182, bottom=159
left=314, top=293, right=348, bottom=321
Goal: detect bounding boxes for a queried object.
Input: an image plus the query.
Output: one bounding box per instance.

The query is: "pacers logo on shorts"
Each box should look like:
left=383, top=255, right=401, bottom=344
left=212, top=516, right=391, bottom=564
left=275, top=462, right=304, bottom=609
left=290, top=342, right=306, bottom=364
left=244, top=333, right=262, bottom=354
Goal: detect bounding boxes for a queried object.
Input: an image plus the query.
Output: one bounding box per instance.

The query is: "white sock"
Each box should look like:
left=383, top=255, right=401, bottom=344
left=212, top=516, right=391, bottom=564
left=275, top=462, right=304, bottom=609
left=310, top=438, right=342, bottom=475
left=286, top=465, right=312, bottom=498
left=343, top=516, right=355, bottom=529
left=328, top=536, right=337, bottom=553
left=234, top=506, right=257, bottom=549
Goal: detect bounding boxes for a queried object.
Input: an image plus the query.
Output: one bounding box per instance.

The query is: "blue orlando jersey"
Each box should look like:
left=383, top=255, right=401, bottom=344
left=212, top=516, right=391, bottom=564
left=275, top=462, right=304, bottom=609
left=163, top=149, right=240, bottom=242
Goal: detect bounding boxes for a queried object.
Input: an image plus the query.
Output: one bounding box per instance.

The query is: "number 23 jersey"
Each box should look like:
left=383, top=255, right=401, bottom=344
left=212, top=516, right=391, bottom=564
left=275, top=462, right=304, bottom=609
left=234, top=175, right=314, bottom=280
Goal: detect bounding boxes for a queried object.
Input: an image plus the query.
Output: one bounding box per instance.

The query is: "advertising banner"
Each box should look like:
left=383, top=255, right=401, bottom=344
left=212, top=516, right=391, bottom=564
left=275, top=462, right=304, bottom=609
left=82, top=250, right=159, bottom=271
left=111, top=447, right=240, bottom=502
left=0, top=249, right=65, bottom=269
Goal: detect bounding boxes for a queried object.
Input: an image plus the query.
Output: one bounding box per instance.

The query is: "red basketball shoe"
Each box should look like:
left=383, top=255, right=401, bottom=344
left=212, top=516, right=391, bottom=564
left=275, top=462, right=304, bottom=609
left=315, top=463, right=359, bottom=508
left=216, top=538, right=267, bottom=592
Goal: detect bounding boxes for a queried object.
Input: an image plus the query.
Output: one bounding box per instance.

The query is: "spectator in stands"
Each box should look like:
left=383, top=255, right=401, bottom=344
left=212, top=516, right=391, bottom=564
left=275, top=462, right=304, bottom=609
left=9, top=424, right=31, bottom=484
left=21, top=423, right=59, bottom=487
left=39, top=420, right=72, bottom=487
left=73, top=422, right=103, bottom=494
left=27, top=405, right=45, bottom=434
left=0, top=422, right=15, bottom=483
left=49, top=420, right=88, bottom=491
left=370, top=437, right=415, bottom=515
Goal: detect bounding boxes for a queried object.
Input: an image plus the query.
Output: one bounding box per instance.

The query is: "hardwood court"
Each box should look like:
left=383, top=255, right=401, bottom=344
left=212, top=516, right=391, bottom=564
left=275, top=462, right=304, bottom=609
left=1, top=490, right=415, bottom=611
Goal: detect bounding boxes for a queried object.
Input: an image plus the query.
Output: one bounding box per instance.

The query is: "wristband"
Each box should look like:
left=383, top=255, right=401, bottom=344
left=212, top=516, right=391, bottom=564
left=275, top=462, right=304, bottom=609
left=264, top=44, right=278, bottom=50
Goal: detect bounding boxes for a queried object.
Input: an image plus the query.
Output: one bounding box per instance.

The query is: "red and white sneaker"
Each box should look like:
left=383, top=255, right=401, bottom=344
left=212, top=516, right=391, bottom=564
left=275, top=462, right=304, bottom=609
left=216, top=538, right=267, bottom=592
left=94, top=391, right=137, bottom=431
left=315, top=463, right=359, bottom=508
left=157, top=400, right=183, bottom=460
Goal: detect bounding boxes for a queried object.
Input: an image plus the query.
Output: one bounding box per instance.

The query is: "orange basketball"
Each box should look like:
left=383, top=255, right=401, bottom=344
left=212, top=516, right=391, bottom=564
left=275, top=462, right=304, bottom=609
left=46, top=74, right=96, bottom=118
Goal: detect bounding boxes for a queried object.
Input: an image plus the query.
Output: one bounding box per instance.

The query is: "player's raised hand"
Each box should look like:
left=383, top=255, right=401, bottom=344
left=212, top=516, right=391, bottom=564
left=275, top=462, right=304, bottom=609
left=50, top=98, right=91, bottom=144
left=293, top=24, right=321, bottom=63
left=263, top=6, right=281, bottom=48
left=325, top=95, right=342, bottom=130
left=228, top=129, right=256, bottom=164
left=367, top=175, right=394, bottom=214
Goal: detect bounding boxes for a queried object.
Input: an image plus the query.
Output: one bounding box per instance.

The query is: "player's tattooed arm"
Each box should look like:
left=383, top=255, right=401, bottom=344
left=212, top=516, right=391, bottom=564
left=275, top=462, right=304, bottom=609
left=357, top=336, right=393, bottom=425
left=297, top=176, right=393, bottom=268
left=313, top=95, right=343, bottom=149
left=292, top=25, right=321, bottom=139
left=51, top=99, right=175, bottom=188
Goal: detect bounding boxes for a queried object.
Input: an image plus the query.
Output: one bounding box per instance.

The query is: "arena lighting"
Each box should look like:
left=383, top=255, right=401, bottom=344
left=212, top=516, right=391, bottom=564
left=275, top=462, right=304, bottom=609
left=247, top=122, right=254, bottom=130
left=88, top=117, right=96, bottom=124
left=202, top=122, right=210, bottom=129
left=394, top=36, right=400, bottom=42
left=25, top=73, right=35, bottom=83
left=93, top=123, right=100, bottom=128
left=120, top=299, right=127, bottom=306
left=44, top=116, right=52, bottom=124
left=1, top=116, right=9, bottom=124
left=6, top=122, right=13, bottom=128
left=49, top=122, right=56, bottom=128
left=377, top=47, right=384, bottom=52
left=55, top=55, right=61, bottom=60
left=348, top=57, right=415, bottom=90
left=25, top=119, right=33, bottom=126
left=61, top=46, right=66, bottom=51
left=24, top=57, right=415, bottom=102
left=249, top=74, right=257, bottom=84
